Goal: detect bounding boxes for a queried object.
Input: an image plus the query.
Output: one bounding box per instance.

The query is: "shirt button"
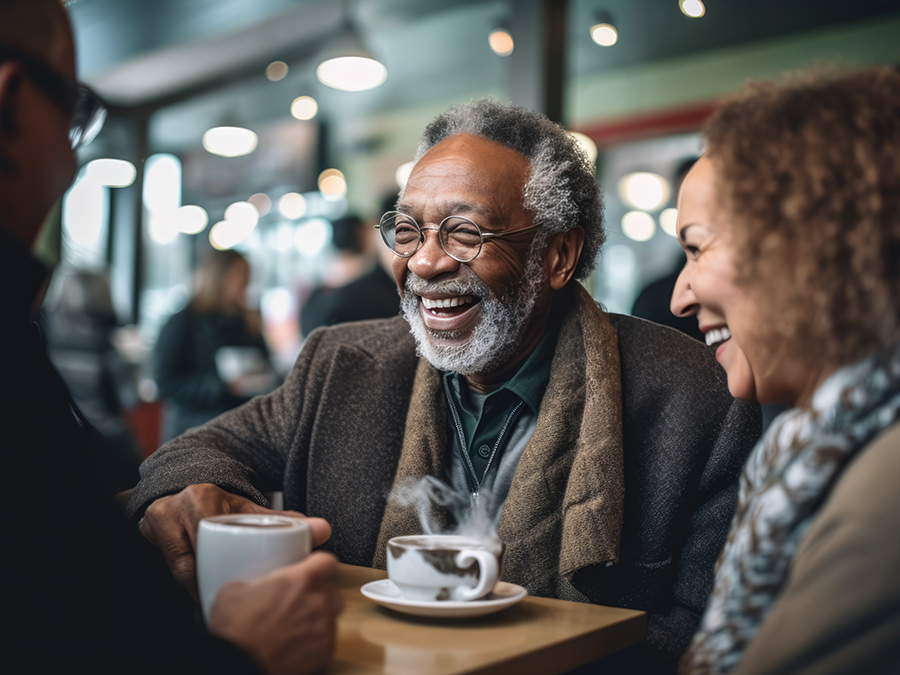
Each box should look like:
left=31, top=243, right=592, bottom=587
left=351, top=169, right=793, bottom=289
left=478, top=444, right=491, bottom=458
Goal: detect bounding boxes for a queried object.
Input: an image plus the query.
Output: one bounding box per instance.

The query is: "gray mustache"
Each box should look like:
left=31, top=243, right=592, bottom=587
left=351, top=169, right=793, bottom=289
left=405, top=269, right=490, bottom=298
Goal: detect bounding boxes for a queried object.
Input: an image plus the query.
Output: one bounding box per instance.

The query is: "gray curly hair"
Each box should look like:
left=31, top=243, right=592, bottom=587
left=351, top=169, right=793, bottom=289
left=408, top=98, right=604, bottom=281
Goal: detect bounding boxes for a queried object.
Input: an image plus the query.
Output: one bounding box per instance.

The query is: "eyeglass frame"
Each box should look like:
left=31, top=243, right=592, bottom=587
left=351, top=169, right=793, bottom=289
left=0, top=44, right=107, bottom=150
left=376, top=210, right=542, bottom=263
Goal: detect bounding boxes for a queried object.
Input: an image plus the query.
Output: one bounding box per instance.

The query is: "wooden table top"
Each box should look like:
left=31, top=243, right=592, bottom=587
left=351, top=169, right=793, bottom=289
left=328, top=564, right=646, bottom=675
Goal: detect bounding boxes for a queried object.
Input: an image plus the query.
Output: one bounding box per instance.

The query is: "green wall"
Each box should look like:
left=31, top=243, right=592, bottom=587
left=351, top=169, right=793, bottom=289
left=343, top=13, right=900, bottom=216
left=570, top=14, right=900, bottom=125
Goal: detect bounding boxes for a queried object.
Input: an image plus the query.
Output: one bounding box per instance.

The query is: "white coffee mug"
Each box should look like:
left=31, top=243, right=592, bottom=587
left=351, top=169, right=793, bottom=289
left=196, top=513, right=311, bottom=621
left=386, top=534, right=501, bottom=602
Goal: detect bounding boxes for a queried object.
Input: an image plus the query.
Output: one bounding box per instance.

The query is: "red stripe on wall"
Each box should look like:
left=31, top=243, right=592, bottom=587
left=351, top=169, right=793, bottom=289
left=576, top=102, right=719, bottom=146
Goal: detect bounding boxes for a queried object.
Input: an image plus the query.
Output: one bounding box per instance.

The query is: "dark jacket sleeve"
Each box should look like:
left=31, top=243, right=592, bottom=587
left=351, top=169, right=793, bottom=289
left=153, top=308, right=233, bottom=409
left=652, top=398, right=758, bottom=666
left=574, top=315, right=761, bottom=675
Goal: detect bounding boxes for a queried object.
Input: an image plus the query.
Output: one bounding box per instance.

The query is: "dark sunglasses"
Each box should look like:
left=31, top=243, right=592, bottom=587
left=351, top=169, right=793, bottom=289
left=0, top=44, right=106, bottom=150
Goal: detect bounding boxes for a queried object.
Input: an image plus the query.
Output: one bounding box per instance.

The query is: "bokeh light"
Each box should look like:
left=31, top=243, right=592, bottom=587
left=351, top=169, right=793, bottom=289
left=290, top=96, right=318, bottom=121
left=488, top=29, right=514, bottom=56
left=266, top=61, right=288, bottom=81
left=621, top=211, right=656, bottom=242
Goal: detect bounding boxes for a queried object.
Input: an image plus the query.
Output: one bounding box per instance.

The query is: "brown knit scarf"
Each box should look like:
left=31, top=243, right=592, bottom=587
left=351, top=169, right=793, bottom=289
left=372, top=283, right=624, bottom=601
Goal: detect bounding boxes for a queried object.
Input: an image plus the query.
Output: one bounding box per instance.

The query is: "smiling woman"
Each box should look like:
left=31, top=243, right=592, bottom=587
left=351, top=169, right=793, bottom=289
left=673, top=69, right=900, bottom=406
left=676, top=67, right=900, bottom=675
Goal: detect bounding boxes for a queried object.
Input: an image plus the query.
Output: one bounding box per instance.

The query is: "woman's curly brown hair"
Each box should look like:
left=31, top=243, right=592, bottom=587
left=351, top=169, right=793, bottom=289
left=703, top=66, right=900, bottom=367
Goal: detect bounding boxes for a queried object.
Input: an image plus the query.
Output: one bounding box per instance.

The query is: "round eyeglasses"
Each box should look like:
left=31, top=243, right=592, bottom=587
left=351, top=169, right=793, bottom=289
left=376, top=211, right=541, bottom=263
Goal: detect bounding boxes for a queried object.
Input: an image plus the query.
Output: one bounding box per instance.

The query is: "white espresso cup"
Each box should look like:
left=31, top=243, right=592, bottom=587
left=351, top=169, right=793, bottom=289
left=196, top=513, right=311, bottom=622
left=386, top=534, right=501, bottom=602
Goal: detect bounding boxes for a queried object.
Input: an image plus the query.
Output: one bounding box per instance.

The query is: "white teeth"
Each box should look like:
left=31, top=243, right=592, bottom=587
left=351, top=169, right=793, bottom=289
left=705, top=326, right=732, bottom=347
left=421, top=295, right=474, bottom=309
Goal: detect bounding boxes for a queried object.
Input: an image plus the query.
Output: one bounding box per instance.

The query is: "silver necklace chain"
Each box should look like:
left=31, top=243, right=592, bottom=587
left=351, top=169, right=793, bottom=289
left=444, top=378, right=524, bottom=499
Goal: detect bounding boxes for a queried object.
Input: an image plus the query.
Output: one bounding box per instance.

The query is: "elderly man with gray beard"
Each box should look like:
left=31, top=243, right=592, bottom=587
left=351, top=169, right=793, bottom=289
left=129, top=100, right=761, bottom=674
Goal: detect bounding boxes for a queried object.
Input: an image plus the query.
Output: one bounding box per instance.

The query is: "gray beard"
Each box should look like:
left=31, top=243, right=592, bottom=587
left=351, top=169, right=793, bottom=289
left=400, top=251, right=546, bottom=376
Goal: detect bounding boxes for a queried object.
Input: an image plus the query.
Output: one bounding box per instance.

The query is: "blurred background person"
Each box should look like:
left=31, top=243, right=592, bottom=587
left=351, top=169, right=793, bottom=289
left=631, top=156, right=704, bottom=342
left=154, top=248, right=277, bottom=443
left=299, top=207, right=400, bottom=337
left=672, top=68, right=900, bottom=675
left=44, top=270, right=142, bottom=487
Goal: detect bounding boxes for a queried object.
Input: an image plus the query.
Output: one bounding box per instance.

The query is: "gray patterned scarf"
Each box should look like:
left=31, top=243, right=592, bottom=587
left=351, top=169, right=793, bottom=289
left=682, top=341, right=900, bottom=674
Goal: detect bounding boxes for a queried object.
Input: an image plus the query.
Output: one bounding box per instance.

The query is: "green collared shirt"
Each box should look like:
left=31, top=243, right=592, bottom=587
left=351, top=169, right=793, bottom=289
left=443, top=326, right=557, bottom=487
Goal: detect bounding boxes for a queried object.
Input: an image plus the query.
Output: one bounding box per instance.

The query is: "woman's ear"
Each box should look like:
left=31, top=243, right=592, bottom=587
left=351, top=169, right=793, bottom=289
left=543, top=226, right=585, bottom=290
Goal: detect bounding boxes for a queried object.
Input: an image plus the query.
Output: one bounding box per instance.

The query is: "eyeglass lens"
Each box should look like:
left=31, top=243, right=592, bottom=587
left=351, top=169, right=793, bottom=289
left=69, top=87, right=107, bottom=151
left=381, top=213, right=483, bottom=262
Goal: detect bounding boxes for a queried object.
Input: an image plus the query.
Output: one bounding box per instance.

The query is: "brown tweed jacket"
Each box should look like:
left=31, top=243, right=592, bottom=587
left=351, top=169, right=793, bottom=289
left=128, top=283, right=760, bottom=672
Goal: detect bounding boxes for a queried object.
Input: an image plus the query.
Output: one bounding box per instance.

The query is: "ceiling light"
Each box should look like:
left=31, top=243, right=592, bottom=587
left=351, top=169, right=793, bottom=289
left=590, top=12, right=618, bottom=47
left=591, top=23, right=617, bottom=47
left=279, top=192, right=307, bottom=219
left=316, top=28, right=386, bottom=92
left=202, top=126, right=258, bottom=158
left=318, top=168, right=347, bottom=200
left=266, top=61, right=289, bottom=81
left=85, top=158, right=136, bottom=187
left=248, top=193, right=272, bottom=217
left=679, top=0, right=706, bottom=18
left=659, top=208, right=679, bottom=237
left=174, top=205, right=209, bottom=235
left=291, top=96, right=318, bottom=121
left=621, top=211, right=656, bottom=242
left=317, top=56, right=386, bottom=91
left=488, top=28, right=514, bottom=57
left=617, top=172, right=671, bottom=211
left=568, top=131, right=598, bottom=164
left=395, top=160, right=415, bottom=188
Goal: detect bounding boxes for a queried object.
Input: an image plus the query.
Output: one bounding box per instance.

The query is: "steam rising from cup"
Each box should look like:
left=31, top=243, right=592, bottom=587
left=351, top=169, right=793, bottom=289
left=388, top=476, right=501, bottom=550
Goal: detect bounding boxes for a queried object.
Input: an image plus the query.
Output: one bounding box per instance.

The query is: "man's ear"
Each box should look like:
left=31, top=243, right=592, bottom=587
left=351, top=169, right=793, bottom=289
left=0, top=62, right=24, bottom=135
left=544, top=225, right=585, bottom=290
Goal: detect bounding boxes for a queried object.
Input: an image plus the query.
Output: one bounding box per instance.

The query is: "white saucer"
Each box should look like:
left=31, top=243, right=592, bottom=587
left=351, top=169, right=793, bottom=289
left=360, top=579, right=527, bottom=618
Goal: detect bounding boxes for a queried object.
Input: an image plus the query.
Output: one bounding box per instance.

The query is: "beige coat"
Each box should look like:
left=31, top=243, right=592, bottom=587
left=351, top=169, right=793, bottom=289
left=737, top=422, right=900, bottom=675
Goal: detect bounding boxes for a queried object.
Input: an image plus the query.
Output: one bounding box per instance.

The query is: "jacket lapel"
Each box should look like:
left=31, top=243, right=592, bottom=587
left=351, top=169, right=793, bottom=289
left=498, top=284, right=624, bottom=595
left=306, top=332, right=419, bottom=566
left=371, top=358, right=447, bottom=568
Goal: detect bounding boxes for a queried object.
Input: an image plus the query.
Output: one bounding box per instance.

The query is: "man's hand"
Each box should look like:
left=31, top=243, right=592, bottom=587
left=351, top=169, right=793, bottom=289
left=139, top=484, right=332, bottom=597
left=208, top=552, right=344, bottom=675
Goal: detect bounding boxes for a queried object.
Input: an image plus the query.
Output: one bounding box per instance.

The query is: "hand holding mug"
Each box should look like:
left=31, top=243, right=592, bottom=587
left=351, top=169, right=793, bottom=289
left=139, top=483, right=331, bottom=597
left=209, top=551, right=344, bottom=675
